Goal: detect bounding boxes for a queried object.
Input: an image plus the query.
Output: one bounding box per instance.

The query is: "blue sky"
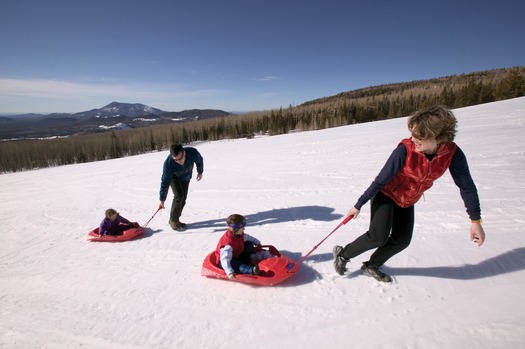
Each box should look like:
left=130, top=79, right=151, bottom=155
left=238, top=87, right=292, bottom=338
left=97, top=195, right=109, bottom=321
left=1, top=0, right=524, bottom=114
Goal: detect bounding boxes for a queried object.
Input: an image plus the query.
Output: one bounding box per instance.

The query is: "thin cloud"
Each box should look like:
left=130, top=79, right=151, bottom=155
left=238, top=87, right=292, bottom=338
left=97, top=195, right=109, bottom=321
left=253, top=76, right=283, bottom=81
left=0, top=78, right=228, bottom=101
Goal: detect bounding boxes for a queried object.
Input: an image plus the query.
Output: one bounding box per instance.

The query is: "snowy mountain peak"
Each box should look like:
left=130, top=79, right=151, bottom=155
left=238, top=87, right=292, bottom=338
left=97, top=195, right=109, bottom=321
left=100, top=102, right=165, bottom=118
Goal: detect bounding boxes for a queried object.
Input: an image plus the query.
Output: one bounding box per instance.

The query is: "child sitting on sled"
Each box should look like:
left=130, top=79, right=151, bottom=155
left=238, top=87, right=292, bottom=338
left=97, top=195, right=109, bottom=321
left=99, top=208, right=136, bottom=236
left=215, top=214, right=274, bottom=280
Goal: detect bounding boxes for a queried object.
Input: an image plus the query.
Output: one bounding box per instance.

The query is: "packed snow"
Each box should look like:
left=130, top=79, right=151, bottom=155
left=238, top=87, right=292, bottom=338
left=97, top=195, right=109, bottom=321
left=1, top=98, right=524, bottom=349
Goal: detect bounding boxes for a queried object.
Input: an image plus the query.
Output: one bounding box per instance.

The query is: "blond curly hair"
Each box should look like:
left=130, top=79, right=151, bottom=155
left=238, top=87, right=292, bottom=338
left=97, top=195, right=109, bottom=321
left=408, top=105, right=457, bottom=144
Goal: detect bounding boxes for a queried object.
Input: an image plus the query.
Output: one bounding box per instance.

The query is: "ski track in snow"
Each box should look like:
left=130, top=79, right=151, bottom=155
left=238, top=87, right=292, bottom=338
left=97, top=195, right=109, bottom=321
left=1, top=98, right=525, bottom=348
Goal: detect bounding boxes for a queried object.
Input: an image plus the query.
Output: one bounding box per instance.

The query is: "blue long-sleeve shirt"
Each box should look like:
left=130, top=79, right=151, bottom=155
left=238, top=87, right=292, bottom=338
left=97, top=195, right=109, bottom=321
left=159, top=147, right=204, bottom=201
left=355, top=143, right=481, bottom=220
left=99, top=214, right=132, bottom=235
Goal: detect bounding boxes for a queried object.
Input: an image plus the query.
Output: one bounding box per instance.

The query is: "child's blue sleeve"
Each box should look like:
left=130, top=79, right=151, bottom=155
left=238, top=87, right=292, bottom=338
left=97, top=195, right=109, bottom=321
left=99, top=219, right=110, bottom=235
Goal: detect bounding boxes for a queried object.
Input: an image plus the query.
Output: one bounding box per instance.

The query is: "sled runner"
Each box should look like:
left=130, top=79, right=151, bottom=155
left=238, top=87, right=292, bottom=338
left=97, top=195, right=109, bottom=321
left=201, top=245, right=298, bottom=286
left=87, top=224, right=144, bottom=242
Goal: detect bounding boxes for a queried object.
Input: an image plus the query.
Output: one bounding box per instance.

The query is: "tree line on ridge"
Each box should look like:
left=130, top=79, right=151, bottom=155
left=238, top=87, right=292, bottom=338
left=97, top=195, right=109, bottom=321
left=0, top=67, right=523, bottom=173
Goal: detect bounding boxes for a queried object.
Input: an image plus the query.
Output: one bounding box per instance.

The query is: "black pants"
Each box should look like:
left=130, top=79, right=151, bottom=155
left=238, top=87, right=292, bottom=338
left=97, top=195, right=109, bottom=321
left=169, top=179, right=190, bottom=222
left=341, top=192, right=414, bottom=267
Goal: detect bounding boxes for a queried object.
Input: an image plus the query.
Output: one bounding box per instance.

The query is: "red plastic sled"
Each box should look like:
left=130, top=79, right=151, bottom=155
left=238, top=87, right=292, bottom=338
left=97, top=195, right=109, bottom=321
left=201, top=245, right=298, bottom=286
left=87, top=224, right=144, bottom=242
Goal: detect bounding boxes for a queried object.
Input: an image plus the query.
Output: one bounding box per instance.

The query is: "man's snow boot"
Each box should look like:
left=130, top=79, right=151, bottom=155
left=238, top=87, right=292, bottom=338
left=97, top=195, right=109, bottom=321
left=361, top=262, right=392, bottom=283
left=169, top=219, right=186, bottom=231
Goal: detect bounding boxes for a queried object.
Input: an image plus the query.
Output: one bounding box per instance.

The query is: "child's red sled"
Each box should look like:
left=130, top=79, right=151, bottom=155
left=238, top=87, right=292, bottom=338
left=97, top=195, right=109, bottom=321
left=202, top=217, right=354, bottom=286
left=201, top=245, right=298, bottom=286
left=87, top=224, right=144, bottom=242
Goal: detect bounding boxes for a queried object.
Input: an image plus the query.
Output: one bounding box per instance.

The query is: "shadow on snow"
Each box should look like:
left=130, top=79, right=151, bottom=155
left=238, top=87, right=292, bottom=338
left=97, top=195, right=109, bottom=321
left=326, top=247, right=525, bottom=281
left=383, top=247, right=525, bottom=280
left=188, top=205, right=344, bottom=232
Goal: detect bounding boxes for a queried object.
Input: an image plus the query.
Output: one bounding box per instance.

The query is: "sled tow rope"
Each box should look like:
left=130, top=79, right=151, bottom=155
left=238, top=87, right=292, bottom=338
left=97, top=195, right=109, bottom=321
left=286, top=215, right=354, bottom=272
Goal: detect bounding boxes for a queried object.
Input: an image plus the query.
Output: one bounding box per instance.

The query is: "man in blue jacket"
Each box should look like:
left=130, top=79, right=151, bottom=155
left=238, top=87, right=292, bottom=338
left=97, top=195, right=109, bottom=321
left=158, top=144, right=204, bottom=230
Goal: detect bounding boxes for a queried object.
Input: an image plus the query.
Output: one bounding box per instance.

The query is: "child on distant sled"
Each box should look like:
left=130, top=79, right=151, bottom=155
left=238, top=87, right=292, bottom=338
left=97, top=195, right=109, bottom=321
left=215, top=214, right=274, bottom=280
left=99, top=208, right=137, bottom=236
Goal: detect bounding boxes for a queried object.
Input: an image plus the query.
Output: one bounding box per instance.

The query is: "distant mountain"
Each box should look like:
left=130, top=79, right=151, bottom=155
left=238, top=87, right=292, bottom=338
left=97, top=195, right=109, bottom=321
left=0, top=113, right=47, bottom=121
left=0, top=102, right=230, bottom=140
left=73, top=102, right=166, bottom=120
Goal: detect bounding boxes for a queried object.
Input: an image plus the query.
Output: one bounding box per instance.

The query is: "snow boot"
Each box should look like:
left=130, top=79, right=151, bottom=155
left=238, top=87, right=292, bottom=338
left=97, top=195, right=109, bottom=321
left=333, top=245, right=349, bottom=275
left=361, top=262, right=392, bottom=283
left=169, top=219, right=186, bottom=231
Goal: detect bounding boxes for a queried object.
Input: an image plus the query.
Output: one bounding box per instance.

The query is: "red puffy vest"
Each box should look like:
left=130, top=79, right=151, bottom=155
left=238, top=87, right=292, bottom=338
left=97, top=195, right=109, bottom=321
left=380, top=138, right=457, bottom=208
left=215, top=230, right=245, bottom=262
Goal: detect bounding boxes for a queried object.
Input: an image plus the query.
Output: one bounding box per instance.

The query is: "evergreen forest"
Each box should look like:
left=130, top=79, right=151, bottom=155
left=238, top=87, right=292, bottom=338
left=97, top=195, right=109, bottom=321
left=1, top=67, right=524, bottom=173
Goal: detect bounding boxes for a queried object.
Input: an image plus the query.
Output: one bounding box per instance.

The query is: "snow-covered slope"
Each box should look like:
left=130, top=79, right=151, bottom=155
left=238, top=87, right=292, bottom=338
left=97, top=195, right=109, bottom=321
left=1, top=98, right=524, bottom=348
